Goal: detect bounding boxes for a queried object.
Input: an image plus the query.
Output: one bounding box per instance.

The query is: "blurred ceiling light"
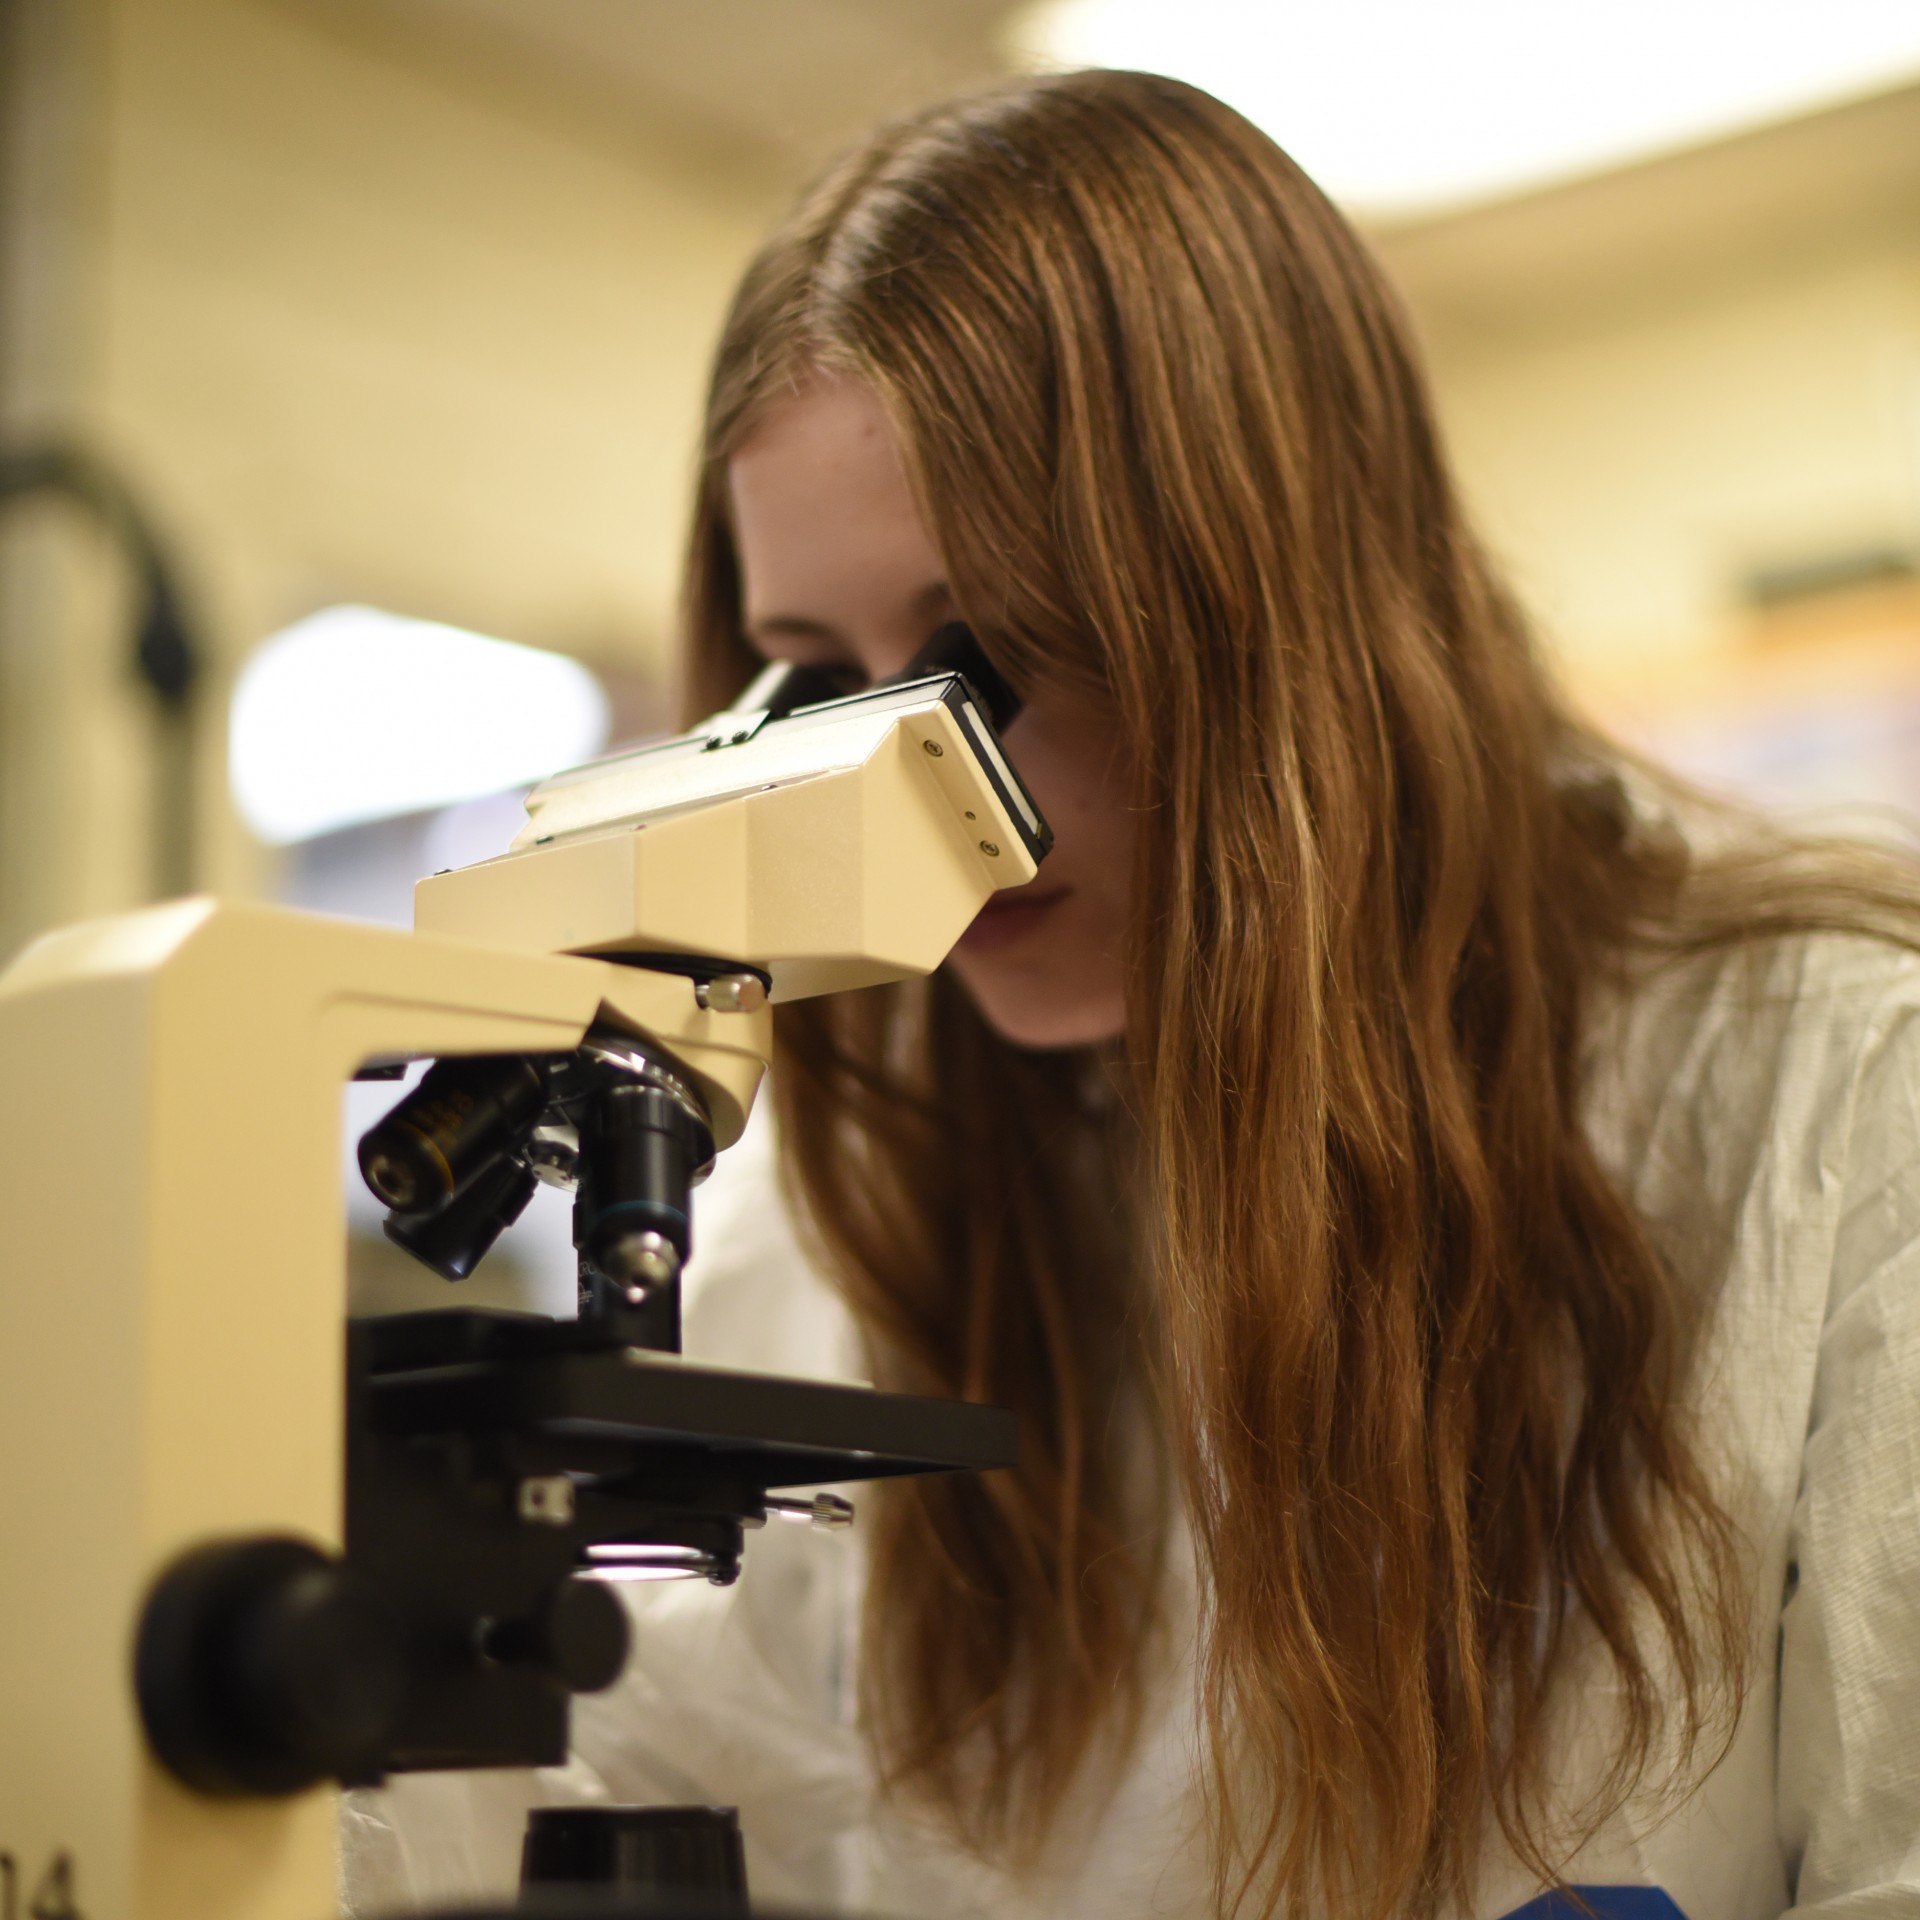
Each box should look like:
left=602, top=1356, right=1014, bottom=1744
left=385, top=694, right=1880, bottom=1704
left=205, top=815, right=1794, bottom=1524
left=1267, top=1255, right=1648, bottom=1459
left=230, top=605, right=610, bottom=845
left=1006, top=0, right=1920, bottom=217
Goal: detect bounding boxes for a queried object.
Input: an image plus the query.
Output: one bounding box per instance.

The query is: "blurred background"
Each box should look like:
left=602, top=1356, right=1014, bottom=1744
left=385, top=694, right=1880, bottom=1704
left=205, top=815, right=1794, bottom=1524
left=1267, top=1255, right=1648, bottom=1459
left=3, top=0, right=1918, bottom=967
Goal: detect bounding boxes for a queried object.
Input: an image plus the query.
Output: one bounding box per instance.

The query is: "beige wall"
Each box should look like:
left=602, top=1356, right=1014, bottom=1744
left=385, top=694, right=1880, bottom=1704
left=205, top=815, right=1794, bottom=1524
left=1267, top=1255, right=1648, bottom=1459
left=1426, top=238, right=1920, bottom=684
left=100, top=0, right=782, bottom=658
left=1372, top=92, right=1920, bottom=739
left=2, top=0, right=785, bottom=948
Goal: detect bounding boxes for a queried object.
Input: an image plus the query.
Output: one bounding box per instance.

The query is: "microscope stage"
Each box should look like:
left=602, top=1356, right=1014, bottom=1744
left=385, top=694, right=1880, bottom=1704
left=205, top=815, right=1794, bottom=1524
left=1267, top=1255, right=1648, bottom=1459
left=337, top=1311, right=1018, bottom=1775
left=357, top=1308, right=1016, bottom=1487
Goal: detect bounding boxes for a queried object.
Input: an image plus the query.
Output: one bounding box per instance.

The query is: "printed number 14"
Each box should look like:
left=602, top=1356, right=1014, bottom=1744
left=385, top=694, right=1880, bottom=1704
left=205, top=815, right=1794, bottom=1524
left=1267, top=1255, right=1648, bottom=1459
left=0, top=1853, right=82, bottom=1920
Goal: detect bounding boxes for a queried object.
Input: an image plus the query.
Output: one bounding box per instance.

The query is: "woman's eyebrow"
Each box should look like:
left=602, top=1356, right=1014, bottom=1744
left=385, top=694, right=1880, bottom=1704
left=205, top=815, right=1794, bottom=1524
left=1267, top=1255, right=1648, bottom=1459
left=744, top=613, right=850, bottom=650
left=909, top=581, right=956, bottom=625
left=744, top=581, right=953, bottom=654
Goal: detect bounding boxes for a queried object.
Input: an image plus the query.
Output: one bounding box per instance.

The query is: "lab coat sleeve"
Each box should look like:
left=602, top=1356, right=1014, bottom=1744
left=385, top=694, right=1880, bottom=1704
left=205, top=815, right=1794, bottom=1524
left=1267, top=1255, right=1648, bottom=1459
left=1776, top=985, right=1920, bottom=1913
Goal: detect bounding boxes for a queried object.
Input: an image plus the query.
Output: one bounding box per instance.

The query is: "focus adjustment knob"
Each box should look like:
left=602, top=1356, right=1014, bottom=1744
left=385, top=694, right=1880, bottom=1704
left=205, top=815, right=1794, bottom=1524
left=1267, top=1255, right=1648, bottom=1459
left=484, top=1576, right=630, bottom=1695
left=135, top=1535, right=403, bottom=1797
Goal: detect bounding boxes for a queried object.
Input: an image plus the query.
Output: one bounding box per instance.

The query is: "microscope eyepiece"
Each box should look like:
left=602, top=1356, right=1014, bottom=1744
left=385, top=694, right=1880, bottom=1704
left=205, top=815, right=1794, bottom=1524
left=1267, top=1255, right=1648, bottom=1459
left=899, top=620, right=1022, bottom=733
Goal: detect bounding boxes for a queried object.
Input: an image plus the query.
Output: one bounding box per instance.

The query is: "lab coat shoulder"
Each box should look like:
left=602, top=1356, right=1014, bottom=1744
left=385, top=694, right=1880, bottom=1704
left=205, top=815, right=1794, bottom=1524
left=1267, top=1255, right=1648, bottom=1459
left=1564, top=931, right=1920, bottom=1920
left=1769, top=939, right=1920, bottom=1914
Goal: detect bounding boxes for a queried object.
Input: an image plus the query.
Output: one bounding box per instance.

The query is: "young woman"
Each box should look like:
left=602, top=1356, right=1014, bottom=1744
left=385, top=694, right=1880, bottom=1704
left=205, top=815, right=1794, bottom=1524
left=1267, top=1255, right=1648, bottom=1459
left=353, top=69, right=1920, bottom=1920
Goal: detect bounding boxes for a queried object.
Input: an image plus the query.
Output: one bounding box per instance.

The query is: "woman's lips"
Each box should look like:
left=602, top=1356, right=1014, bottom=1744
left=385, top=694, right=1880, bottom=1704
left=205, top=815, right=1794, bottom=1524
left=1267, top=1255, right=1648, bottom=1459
left=956, top=885, right=1070, bottom=954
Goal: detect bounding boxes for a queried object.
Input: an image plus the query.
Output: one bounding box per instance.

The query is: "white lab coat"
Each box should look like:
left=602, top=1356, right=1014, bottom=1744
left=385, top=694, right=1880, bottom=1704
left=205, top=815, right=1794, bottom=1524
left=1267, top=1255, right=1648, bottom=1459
left=344, top=929, right=1920, bottom=1918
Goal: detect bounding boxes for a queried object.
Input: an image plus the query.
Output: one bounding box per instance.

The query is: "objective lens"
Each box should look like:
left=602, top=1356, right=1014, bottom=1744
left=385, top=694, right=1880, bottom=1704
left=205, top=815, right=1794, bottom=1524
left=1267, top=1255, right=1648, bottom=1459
left=358, top=1055, right=550, bottom=1215
left=383, top=1154, right=538, bottom=1282
left=575, top=1083, right=714, bottom=1284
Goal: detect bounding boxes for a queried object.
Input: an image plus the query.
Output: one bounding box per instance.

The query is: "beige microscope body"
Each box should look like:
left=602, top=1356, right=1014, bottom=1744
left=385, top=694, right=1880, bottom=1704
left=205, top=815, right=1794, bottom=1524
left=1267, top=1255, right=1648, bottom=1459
left=0, top=658, right=1040, bottom=1918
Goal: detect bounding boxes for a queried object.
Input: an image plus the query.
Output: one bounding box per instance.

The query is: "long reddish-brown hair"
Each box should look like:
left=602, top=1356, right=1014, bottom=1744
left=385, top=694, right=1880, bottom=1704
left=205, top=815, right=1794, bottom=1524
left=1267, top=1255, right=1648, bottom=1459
left=679, top=69, right=1918, bottom=1919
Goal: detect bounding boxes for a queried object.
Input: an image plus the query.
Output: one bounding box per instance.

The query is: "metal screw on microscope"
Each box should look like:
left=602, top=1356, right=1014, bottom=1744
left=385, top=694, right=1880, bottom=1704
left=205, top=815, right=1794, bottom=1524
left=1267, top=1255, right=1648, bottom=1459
left=518, top=1476, right=576, bottom=1526
left=694, top=972, right=767, bottom=1014
left=599, top=1228, right=681, bottom=1291
left=922, top=739, right=944, bottom=757
left=765, top=1493, right=855, bottom=1531
left=979, top=840, right=1000, bottom=857
left=526, top=1132, right=579, bottom=1190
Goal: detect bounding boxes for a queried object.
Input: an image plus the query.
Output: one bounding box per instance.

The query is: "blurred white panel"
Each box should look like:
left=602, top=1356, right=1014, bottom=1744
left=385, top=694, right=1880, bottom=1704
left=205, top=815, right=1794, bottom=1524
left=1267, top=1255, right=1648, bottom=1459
left=230, top=604, right=609, bottom=844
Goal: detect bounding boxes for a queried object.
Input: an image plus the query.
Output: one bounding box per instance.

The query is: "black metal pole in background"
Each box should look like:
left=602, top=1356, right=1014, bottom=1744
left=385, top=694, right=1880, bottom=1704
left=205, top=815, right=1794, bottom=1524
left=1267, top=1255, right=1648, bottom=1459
left=0, top=444, right=203, bottom=901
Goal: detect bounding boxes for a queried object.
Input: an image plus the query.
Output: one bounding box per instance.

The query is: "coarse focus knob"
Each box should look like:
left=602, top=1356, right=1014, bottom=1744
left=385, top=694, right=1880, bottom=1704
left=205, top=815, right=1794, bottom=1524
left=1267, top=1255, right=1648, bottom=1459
left=135, top=1536, right=403, bottom=1797
left=483, top=1577, right=630, bottom=1695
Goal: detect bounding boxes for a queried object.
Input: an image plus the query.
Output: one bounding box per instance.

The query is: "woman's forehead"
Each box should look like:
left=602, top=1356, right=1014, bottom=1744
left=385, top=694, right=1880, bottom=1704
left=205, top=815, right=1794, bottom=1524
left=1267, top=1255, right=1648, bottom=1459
left=728, top=376, right=946, bottom=632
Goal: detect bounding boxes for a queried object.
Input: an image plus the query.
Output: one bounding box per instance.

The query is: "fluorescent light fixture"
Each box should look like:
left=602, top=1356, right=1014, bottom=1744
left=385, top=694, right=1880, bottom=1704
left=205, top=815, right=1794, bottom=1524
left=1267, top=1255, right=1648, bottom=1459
left=230, top=605, right=611, bottom=844
left=1006, top=0, right=1920, bottom=217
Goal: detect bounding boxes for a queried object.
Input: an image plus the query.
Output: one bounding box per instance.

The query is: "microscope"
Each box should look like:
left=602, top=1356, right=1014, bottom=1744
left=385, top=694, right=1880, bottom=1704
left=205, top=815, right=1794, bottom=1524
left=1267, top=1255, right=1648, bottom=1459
left=0, top=626, right=1046, bottom=1918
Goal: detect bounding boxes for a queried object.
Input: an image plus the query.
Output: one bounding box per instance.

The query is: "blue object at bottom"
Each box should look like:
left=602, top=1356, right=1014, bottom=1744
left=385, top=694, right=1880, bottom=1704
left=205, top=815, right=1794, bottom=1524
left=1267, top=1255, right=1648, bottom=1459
left=1499, top=1889, right=1688, bottom=1920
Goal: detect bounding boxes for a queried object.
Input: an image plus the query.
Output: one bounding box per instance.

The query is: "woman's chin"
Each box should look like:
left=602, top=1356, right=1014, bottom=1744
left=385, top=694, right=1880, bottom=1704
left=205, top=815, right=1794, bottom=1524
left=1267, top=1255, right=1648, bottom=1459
left=946, top=956, right=1126, bottom=1051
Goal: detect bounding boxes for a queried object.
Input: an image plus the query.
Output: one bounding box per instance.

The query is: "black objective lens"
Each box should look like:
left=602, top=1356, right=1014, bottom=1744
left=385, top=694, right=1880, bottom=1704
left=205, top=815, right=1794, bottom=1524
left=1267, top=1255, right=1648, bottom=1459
left=383, top=1153, right=538, bottom=1282
left=576, top=1083, right=714, bottom=1282
left=358, top=1054, right=550, bottom=1216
